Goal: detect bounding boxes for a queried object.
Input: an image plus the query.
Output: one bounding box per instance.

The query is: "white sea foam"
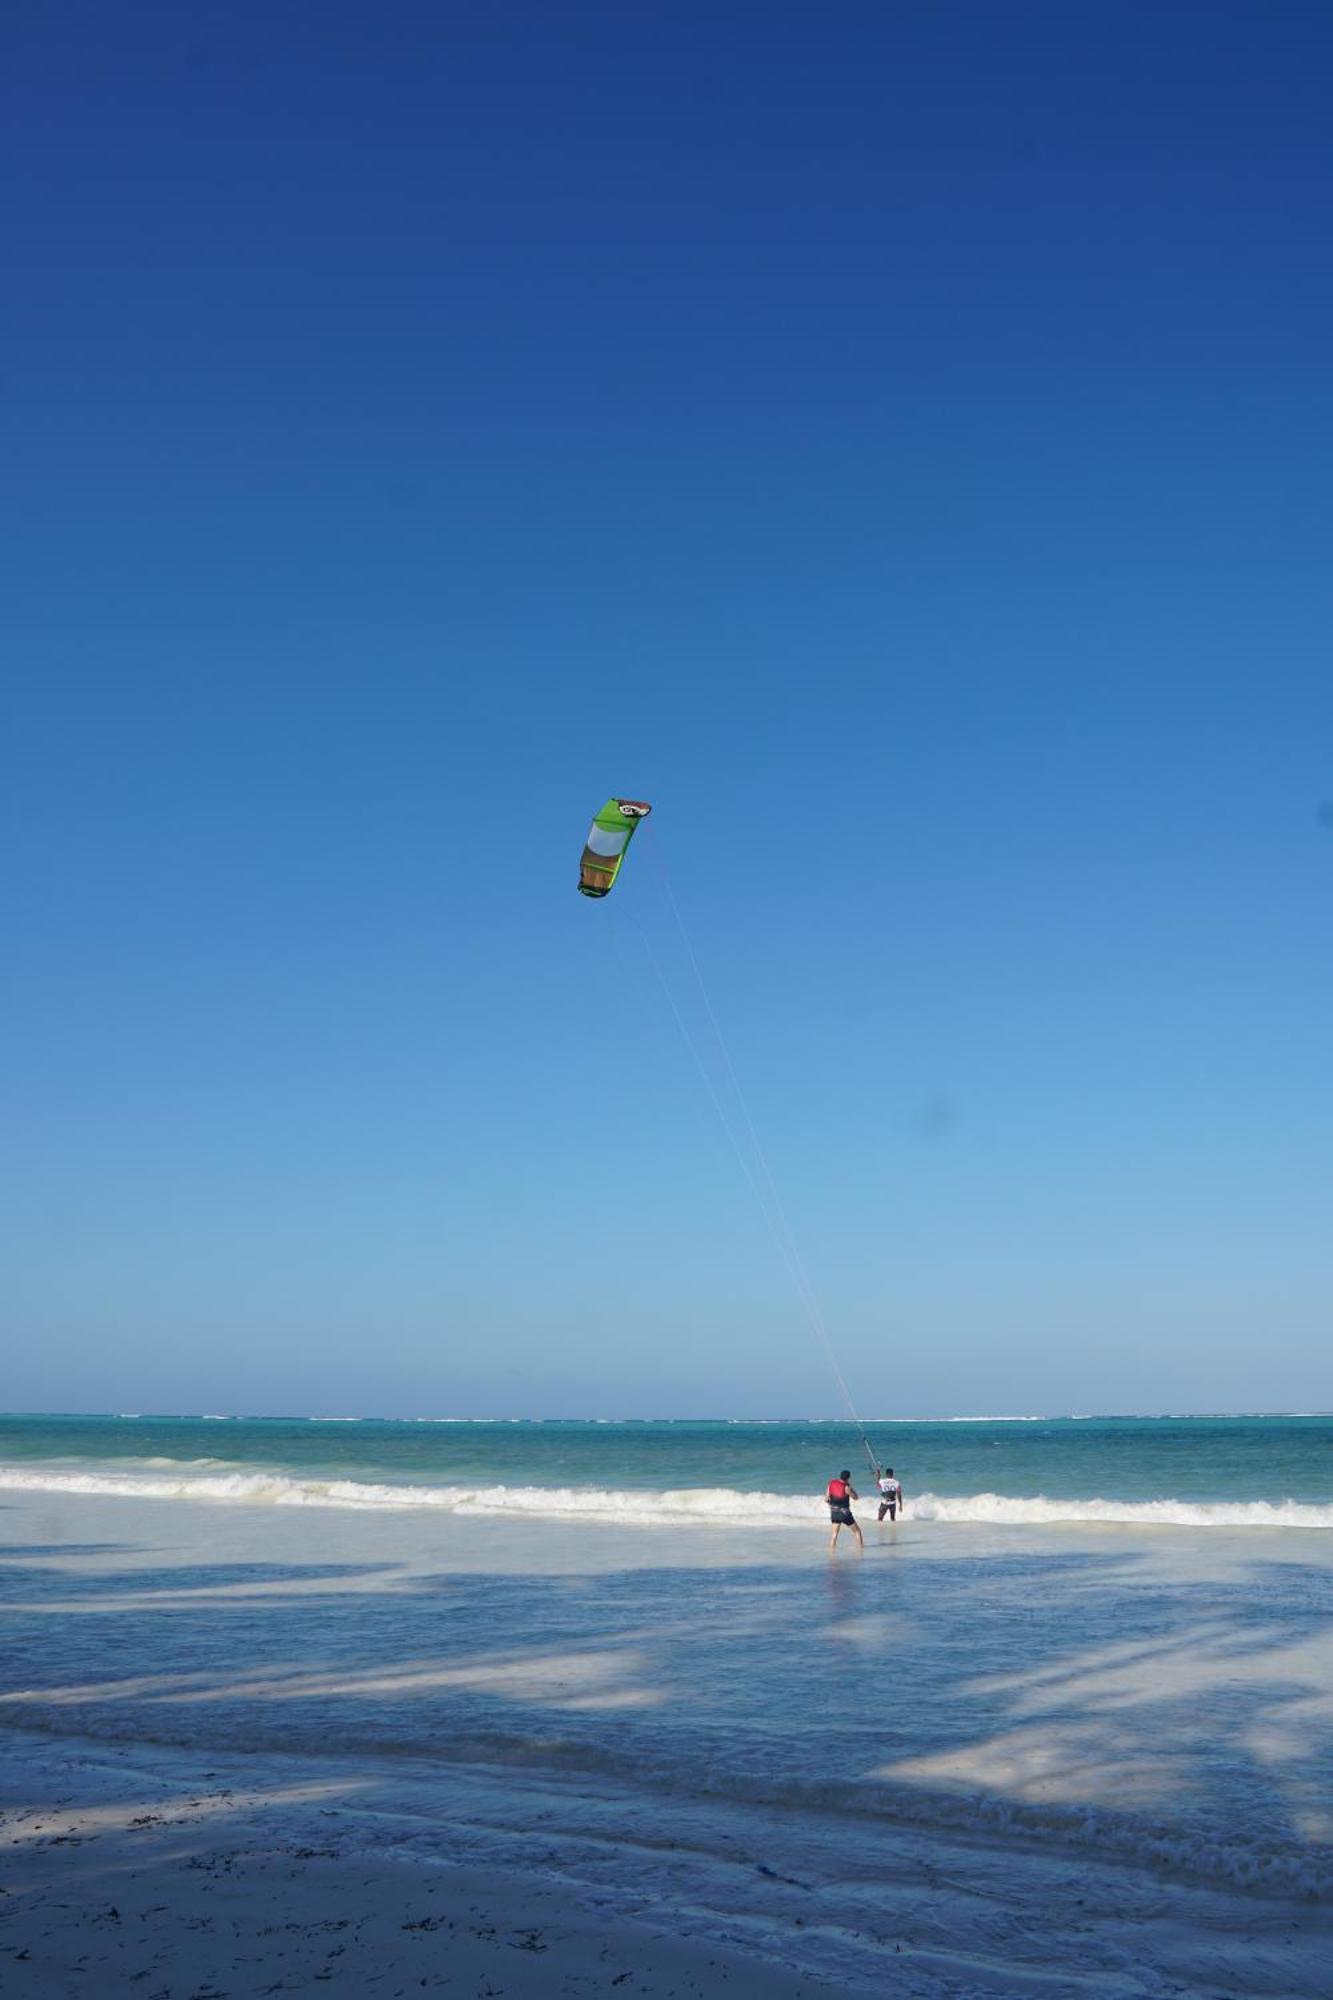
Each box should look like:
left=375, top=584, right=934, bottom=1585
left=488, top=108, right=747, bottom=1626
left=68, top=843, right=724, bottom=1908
left=132, top=1456, right=226, bottom=1470
left=2, top=1464, right=1331, bottom=1530
left=909, top=1491, right=1333, bottom=1528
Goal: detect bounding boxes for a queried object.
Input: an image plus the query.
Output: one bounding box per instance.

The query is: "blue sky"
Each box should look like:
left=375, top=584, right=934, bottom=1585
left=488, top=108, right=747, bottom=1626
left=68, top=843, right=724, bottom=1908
left=3, top=2, right=1332, bottom=1416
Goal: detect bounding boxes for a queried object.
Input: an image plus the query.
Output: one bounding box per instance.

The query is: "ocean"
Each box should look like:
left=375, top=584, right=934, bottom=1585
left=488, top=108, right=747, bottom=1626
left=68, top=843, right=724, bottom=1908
left=0, top=1409, right=1330, bottom=1526
left=3, top=1412, right=1332, bottom=1992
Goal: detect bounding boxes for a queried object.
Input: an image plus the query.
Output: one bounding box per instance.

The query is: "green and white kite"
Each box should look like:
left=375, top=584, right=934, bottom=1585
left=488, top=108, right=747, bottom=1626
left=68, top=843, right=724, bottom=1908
left=577, top=797, right=652, bottom=897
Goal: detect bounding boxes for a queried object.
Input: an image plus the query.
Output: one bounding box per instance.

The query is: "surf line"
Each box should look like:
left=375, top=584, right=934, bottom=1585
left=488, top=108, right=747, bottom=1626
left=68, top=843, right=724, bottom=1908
left=626, top=825, right=882, bottom=1482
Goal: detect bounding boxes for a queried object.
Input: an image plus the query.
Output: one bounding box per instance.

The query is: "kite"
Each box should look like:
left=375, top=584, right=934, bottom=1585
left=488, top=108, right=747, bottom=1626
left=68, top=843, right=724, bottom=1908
left=577, top=797, right=652, bottom=897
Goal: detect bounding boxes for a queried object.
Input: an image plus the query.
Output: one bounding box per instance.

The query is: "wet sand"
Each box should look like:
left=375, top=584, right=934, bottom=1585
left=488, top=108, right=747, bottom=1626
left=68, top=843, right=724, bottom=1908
left=0, top=1743, right=846, bottom=1999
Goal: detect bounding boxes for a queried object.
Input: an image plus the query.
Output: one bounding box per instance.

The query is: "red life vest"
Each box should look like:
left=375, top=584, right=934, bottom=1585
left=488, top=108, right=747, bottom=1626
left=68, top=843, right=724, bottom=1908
left=827, top=1478, right=849, bottom=1502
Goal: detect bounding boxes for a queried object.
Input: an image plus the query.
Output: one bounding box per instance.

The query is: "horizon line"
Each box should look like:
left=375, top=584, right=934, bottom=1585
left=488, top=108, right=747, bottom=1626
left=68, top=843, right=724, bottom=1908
left=3, top=1408, right=1330, bottom=1424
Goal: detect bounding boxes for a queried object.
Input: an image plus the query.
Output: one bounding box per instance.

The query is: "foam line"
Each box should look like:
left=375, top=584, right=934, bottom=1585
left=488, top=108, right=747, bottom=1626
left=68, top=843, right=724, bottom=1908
left=2, top=1466, right=1331, bottom=1529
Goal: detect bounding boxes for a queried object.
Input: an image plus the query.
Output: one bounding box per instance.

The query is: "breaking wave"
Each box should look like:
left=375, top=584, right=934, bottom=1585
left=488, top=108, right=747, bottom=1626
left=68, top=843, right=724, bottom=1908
left=1, top=1464, right=1331, bottom=1529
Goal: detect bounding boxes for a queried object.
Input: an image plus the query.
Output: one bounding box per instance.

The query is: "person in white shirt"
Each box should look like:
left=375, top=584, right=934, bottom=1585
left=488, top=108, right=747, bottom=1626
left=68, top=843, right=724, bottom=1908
left=876, top=1466, right=904, bottom=1522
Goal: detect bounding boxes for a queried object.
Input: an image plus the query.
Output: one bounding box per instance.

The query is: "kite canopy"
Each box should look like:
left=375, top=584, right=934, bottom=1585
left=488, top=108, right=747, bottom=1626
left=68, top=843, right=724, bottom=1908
left=578, top=797, right=651, bottom=897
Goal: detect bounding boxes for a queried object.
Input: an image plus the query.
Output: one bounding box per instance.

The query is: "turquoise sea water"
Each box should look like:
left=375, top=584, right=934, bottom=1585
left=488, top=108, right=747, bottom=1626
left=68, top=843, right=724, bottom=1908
left=1, top=1411, right=1330, bottom=1520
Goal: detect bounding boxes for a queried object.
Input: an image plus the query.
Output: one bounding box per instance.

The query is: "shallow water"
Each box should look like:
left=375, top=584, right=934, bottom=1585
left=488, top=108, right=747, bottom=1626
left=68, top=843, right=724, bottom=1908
left=3, top=1482, right=1331, bottom=1909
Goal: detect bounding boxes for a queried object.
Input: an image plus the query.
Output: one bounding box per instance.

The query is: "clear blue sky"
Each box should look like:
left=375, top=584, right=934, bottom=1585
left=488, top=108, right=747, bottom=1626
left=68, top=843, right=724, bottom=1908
left=3, top=2, right=1331, bottom=1416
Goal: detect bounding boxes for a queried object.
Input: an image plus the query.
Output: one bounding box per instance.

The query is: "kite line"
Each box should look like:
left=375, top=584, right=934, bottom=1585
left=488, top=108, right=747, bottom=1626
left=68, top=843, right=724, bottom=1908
left=628, top=824, right=881, bottom=1478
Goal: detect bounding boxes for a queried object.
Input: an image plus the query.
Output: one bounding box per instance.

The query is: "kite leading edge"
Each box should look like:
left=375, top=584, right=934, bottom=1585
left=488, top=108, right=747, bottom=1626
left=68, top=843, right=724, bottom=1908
left=577, top=797, right=652, bottom=898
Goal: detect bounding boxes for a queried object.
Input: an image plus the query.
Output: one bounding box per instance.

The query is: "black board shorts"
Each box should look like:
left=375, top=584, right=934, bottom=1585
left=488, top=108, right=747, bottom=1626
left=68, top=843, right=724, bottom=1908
left=829, top=1504, right=855, bottom=1525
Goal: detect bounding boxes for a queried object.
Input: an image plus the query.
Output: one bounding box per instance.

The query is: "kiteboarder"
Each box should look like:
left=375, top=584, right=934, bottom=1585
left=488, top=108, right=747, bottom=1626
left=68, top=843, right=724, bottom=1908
left=876, top=1466, right=903, bottom=1521
left=826, top=1470, right=863, bottom=1552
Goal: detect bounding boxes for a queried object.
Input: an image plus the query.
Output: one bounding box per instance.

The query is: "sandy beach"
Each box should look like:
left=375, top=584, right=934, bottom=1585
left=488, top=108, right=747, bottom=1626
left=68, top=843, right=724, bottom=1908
left=6, top=1728, right=1326, bottom=2000
left=4, top=1483, right=1333, bottom=1997
left=1, top=1739, right=851, bottom=1998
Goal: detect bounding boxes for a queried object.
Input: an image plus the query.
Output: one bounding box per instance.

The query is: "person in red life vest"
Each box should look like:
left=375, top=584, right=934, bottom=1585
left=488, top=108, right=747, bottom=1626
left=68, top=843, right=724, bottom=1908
left=826, top=1469, right=863, bottom=1552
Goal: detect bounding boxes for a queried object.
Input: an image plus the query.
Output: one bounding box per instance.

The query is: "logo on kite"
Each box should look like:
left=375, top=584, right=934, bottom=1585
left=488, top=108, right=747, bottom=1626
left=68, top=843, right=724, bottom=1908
left=578, top=796, right=652, bottom=897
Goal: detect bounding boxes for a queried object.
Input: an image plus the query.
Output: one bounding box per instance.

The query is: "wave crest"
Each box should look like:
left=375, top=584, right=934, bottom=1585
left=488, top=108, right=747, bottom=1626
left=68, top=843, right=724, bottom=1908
left=1, top=1465, right=1331, bottom=1530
